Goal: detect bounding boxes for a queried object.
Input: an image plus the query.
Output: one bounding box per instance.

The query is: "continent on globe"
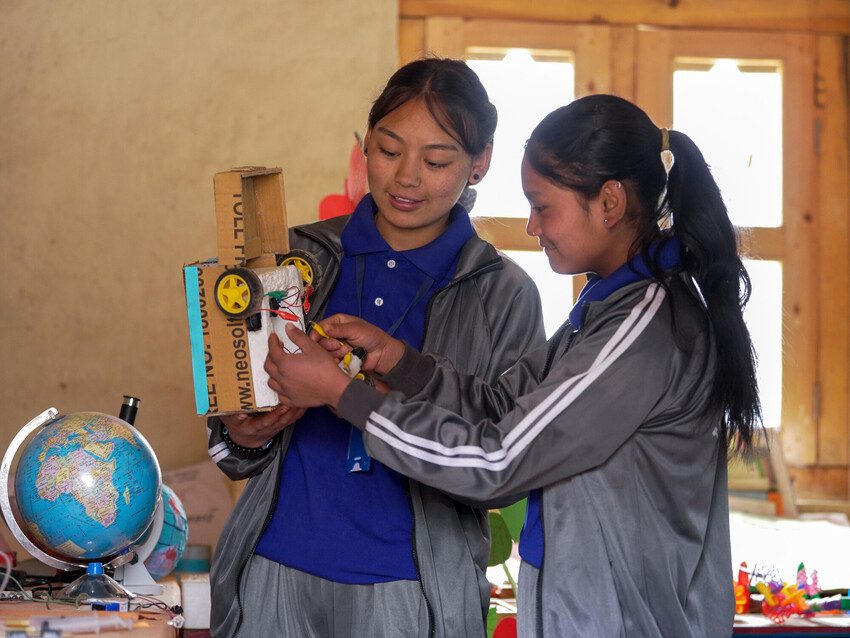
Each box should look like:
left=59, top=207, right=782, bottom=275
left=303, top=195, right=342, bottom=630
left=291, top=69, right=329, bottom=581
left=36, top=414, right=140, bottom=463
left=35, top=450, right=118, bottom=526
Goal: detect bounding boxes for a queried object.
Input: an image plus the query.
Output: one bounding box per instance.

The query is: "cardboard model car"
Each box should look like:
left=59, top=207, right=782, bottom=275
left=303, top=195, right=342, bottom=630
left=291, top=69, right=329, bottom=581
left=183, top=167, right=320, bottom=416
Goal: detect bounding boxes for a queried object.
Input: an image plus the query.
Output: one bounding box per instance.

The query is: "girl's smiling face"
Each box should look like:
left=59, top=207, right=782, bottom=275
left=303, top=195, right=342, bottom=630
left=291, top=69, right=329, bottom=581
left=522, top=153, right=626, bottom=278
left=364, top=97, right=491, bottom=251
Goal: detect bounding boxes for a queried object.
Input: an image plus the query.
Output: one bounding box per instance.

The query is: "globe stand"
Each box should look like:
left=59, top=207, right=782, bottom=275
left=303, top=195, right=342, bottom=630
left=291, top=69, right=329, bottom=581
left=58, top=562, right=133, bottom=603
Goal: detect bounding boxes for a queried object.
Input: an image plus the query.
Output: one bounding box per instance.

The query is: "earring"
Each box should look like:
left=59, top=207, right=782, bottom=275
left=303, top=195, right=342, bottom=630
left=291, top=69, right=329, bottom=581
left=603, top=218, right=609, bottom=225
left=473, top=173, right=480, bottom=181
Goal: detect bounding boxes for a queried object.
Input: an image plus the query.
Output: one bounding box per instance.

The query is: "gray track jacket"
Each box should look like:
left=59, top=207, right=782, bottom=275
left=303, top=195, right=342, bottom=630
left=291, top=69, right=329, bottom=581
left=207, top=215, right=545, bottom=638
left=338, top=275, right=735, bottom=637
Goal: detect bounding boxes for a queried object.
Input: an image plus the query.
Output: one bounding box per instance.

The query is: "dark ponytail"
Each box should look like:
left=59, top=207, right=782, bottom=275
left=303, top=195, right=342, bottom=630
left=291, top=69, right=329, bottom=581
left=664, top=130, right=761, bottom=451
left=526, top=95, right=761, bottom=452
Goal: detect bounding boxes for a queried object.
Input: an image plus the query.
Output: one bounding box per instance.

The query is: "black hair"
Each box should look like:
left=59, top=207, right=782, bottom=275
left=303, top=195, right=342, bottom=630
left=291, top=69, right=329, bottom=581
left=368, top=57, right=497, bottom=157
left=526, top=94, right=761, bottom=452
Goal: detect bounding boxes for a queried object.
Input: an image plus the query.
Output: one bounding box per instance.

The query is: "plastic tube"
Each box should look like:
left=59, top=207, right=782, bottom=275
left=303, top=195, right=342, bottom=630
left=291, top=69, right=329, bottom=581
left=118, top=396, right=140, bottom=425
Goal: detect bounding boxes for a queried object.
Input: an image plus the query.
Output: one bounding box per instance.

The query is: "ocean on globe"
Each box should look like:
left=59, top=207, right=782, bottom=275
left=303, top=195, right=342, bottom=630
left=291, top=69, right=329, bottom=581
left=13, top=411, right=161, bottom=561
left=144, top=484, right=189, bottom=580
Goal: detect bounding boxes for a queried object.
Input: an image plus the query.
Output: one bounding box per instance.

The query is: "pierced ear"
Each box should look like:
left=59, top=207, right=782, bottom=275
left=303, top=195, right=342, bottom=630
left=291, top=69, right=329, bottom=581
left=468, top=143, right=493, bottom=185
left=599, top=179, right=627, bottom=227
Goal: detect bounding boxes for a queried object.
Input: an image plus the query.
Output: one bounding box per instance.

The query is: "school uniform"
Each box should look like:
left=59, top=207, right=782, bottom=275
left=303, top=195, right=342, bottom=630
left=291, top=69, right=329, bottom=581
left=208, top=195, right=545, bottom=637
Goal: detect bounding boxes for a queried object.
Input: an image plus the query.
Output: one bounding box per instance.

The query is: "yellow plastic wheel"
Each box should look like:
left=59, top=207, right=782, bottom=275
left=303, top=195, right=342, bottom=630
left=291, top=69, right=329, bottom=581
left=279, top=250, right=322, bottom=290
left=214, top=268, right=262, bottom=318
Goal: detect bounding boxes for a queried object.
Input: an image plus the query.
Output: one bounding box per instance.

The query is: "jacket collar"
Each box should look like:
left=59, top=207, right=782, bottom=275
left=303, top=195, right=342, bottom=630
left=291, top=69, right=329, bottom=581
left=570, top=236, right=682, bottom=330
left=340, top=194, right=474, bottom=282
left=293, top=207, right=501, bottom=285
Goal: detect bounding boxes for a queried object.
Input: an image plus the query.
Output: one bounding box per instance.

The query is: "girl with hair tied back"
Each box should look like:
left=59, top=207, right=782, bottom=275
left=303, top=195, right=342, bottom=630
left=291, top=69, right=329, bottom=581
left=267, top=93, right=762, bottom=637
left=207, top=57, right=545, bottom=638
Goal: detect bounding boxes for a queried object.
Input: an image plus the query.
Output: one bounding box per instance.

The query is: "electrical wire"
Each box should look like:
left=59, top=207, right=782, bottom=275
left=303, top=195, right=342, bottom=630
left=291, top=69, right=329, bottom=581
left=131, top=593, right=182, bottom=617
left=261, top=285, right=308, bottom=353
left=0, top=551, right=11, bottom=593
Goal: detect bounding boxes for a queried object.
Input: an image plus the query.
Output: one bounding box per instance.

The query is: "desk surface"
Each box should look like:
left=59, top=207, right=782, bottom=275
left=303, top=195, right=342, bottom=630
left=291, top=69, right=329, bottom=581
left=0, top=601, right=177, bottom=637
left=734, top=613, right=850, bottom=635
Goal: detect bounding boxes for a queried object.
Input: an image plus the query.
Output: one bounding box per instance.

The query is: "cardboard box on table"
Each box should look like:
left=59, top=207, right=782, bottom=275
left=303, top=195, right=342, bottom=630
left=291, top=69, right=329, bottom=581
left=183, top=167, right=304, bottom=416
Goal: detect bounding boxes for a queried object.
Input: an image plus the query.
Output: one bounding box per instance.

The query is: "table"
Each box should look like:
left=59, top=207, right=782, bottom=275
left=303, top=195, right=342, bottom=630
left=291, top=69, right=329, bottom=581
left=734, top=613, right=850, bottom=636
left=0, top=601, right=177, bottom=637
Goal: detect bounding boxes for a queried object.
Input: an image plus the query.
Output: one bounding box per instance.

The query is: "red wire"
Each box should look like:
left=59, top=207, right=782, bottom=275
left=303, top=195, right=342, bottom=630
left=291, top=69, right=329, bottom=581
left=253, top=286, right=309, bottom=354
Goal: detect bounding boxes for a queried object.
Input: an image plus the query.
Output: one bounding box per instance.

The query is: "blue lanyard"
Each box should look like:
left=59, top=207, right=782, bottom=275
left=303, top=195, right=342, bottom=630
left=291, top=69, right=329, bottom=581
left=346, top=254, right=434, bottom=473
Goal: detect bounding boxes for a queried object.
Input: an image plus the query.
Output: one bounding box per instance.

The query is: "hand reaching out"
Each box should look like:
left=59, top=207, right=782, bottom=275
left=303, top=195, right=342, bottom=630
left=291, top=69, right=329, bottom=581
left=310, top=314, right=406, bottom=376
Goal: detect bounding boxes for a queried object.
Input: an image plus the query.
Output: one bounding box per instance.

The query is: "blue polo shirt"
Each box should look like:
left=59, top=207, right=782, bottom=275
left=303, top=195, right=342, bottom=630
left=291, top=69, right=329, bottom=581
left=256, top=194, right=474, bottom=584
left=519, top=238, right=682, bottom=569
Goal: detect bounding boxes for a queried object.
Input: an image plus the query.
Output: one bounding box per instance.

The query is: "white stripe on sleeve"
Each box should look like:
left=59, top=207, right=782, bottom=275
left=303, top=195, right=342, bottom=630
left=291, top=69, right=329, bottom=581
left=364, top=284, right=666, bottom=470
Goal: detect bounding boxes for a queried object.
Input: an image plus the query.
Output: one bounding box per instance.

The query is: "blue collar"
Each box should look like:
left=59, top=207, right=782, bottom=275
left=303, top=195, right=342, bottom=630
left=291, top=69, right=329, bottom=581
left=341, top=194, right=474, bottom=281
left=569, top=237, right=682, bottom=330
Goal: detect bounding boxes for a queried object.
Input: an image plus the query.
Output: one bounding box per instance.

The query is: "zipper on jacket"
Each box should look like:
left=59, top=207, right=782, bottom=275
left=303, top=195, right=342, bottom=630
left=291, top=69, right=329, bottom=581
left=535, top=495, right=545, bottom=638
left=541, top=324, right=574, bottom=380
left=536, top=328, right=575, bottom=637
left=407, top=483, right=436, bottom=637
left=420, top=258, right=502, bottom=339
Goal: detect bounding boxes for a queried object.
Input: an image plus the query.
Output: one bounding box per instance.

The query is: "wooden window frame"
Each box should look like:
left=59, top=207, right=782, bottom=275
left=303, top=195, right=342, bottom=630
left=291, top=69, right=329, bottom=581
left=400, top=12, right=850, bottom=500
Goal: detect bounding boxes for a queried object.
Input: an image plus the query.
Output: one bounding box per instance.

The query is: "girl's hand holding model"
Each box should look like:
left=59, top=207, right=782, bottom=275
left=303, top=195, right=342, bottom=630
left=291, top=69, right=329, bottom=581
left=265, top=317, right=403, bottom=409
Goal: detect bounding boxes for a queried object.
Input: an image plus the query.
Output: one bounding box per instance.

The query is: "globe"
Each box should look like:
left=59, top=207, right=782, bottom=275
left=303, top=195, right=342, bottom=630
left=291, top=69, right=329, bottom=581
left=143, top=484, right=188, bottom=580
left=10, top=411, right=161, bottom=563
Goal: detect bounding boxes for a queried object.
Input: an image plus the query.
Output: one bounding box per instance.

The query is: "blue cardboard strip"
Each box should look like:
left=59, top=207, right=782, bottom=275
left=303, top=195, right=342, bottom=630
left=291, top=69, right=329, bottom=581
left=184, top=266, right=210, bottom=414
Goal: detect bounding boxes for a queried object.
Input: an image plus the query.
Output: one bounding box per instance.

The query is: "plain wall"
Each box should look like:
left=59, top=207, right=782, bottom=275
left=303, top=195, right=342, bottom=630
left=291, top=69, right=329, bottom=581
left=0, top=1, right=398, bottom=475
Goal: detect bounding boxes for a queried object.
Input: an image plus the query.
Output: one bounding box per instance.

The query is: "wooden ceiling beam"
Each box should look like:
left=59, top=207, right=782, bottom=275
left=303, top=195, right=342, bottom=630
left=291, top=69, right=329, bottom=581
left=400, top=0, right=850, bottom=35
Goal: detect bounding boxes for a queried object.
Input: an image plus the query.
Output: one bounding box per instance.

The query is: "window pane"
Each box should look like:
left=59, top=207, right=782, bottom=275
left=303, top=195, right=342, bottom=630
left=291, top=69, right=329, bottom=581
left=673, top=60, right=782, bottom=228
left=468, top=51, right=574, bottom=219
left=743, top=259, right=782, bottom=428
left=504, top=249, right=573, bottom=338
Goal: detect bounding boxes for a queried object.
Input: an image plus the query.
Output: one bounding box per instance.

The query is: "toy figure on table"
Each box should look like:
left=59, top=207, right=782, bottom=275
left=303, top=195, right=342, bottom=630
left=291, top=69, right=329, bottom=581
left=737, top=561, right=850, bottom=623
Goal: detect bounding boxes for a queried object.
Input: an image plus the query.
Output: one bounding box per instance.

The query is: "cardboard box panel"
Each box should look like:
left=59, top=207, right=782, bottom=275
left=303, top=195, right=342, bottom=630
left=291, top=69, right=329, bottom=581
left=183, top=262, right=304, bottom=415
left=213, top=171, right=253, bottom=267
left=213, top=168, right=289, bottom=267
left=242, top=170, right=289, bottom=256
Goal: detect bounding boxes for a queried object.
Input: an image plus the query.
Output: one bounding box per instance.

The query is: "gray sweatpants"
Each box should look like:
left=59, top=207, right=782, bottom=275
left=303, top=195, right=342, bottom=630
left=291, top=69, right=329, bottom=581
left=238, top=554, right=430, bottom=637
left=517, top=562, right=539, bottom=638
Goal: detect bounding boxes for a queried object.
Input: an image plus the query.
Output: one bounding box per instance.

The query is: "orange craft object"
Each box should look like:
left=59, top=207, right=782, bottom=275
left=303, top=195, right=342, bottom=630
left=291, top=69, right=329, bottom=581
left=734, top=561, right=751, bottom=614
